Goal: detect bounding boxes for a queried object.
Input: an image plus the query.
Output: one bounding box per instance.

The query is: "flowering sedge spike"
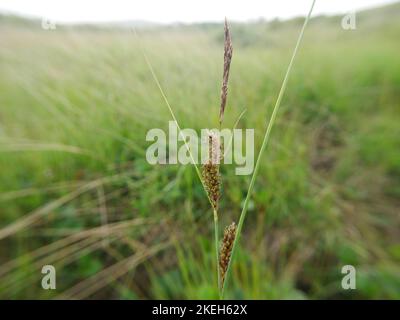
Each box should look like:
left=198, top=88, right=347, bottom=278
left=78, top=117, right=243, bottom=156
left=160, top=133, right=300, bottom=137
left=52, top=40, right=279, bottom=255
left=219, top=222, right=237, bottom=286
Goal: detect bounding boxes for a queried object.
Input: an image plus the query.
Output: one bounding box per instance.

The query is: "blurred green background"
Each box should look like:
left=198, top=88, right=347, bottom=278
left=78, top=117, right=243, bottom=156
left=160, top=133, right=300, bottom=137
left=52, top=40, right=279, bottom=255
left=0, top=2, right=399, bottom=299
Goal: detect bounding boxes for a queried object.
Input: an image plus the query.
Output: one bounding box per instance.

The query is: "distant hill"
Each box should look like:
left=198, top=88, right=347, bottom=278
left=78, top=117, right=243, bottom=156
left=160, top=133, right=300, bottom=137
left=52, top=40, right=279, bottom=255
left=1, top=1, right=399, bottom=31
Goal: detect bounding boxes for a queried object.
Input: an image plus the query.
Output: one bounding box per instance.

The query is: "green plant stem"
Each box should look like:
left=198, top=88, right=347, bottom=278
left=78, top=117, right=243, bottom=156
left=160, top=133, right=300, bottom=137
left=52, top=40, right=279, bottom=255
left=213, top=209, right=221, bottom=299
left=221, top=0, right=316, bottom=299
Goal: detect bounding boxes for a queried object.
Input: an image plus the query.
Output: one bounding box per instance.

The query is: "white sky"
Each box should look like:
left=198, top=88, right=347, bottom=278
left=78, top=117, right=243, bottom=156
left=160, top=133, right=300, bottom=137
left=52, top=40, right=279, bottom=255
left=0, top=0, right=397, bottom=23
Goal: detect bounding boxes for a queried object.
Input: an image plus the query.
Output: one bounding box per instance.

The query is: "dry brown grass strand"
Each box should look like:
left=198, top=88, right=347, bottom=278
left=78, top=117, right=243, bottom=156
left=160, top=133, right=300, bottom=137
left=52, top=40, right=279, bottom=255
left=55, top=242, right=170, bottom=299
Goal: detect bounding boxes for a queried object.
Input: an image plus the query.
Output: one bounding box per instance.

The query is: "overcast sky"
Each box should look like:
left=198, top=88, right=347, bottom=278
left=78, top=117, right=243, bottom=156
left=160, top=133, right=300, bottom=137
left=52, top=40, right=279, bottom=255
left=0, top=0, right=397, bottom=23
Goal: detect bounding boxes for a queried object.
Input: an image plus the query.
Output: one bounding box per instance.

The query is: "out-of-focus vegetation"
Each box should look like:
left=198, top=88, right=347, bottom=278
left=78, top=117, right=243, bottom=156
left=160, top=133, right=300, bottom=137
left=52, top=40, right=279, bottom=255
left=0, top=2, right=399, bottom=299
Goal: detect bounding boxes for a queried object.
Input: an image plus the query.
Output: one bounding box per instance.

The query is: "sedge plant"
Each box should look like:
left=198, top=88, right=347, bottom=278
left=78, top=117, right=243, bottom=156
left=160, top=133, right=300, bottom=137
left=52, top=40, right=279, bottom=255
left=138, top=0, right=316, bottom=299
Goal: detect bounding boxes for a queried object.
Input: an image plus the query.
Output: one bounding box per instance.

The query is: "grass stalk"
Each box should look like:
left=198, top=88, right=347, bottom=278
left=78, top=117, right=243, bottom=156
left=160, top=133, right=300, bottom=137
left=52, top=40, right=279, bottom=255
left=213, top=209, right=221, bottom=298
left=221, top=0, right=316, bottom=298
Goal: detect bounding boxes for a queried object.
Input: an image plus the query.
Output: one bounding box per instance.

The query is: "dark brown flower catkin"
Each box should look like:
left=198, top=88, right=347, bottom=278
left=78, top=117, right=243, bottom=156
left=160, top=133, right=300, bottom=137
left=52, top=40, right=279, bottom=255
left=202, top=132, right=221, bottom=210
left=219, top=222, right=237, bottom=286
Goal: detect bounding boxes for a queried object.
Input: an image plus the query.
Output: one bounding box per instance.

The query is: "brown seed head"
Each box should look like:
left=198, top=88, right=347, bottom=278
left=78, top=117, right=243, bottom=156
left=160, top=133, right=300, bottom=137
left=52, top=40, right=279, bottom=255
left=202, top=132, right=221, bottom=210
left=219, top=222, right=237, bottom=286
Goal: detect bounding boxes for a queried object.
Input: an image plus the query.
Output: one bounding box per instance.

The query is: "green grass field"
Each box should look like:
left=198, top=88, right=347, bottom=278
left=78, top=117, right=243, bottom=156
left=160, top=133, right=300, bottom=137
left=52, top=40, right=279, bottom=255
left=0, top=3, right=399, bottom=299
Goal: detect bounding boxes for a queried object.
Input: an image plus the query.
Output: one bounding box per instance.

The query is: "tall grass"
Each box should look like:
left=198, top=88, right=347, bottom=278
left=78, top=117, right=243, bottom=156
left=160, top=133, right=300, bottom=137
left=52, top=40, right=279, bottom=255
left=139, top=0, right=316, bottom=298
